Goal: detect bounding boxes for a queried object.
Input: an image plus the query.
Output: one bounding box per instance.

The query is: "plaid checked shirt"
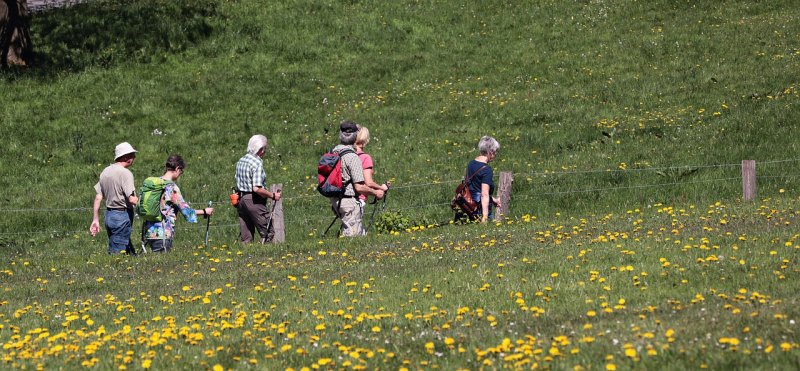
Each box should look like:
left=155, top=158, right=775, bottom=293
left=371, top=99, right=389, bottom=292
left=235, top=153, right=266, bottom=192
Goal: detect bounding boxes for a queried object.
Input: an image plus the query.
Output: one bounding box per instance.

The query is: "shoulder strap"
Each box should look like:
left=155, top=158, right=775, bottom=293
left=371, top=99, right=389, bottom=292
left=337, top=147, right=355, bottom=157
left=465, top=165, right=488, bottom=183
left=159, top=180, right=174, bottom=207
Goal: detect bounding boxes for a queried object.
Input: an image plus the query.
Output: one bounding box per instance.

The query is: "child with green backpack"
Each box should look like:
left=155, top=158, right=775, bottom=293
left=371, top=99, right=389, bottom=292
left=137, top=155, right=213, bottom=252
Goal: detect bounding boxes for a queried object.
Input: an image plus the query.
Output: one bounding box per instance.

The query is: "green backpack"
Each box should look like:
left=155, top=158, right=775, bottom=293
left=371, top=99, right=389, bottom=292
left=136, top=177, right=174, bottom=222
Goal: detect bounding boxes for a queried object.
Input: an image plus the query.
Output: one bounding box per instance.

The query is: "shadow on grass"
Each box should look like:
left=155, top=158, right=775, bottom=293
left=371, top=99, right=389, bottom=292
left=4, top=0, right=218, bottom=79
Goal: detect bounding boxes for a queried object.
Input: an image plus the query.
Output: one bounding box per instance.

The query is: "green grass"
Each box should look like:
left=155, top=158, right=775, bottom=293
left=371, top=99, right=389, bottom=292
left=1, top=196, right=798, bottom=369
left=1, top=0, right=799, bottom=368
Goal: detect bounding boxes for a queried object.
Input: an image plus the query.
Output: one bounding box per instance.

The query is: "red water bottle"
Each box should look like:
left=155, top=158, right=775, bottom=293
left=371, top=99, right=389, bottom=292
left=229, top=188, right=239, bottom=207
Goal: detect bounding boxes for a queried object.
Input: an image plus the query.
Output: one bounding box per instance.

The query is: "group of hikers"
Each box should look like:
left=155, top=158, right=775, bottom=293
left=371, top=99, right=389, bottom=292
left=90, top=121, right=501, bottom=254
left=89, top=144, right=213, bottom=254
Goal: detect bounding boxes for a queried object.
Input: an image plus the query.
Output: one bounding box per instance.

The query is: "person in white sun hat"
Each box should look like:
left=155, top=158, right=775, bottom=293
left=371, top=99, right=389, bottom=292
left=90, top=142, right=139, bottom=254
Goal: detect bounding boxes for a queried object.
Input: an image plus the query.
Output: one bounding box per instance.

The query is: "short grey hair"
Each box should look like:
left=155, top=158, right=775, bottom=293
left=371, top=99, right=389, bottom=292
left=478, top=136, right=500, bottom=155
left=247, top=134, right=268, bottom=155
left=339, top=122, right=359, bottom=145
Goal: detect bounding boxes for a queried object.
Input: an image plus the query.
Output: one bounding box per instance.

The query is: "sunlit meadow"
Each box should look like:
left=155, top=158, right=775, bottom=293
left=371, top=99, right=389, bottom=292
left=2, top=0, right=800, bottom=369
left=2, top=196, right=799, bottom=369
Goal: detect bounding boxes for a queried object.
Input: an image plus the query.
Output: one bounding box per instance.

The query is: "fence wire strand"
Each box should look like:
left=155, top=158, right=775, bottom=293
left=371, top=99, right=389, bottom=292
left=1, top=159, right=797, bottom=237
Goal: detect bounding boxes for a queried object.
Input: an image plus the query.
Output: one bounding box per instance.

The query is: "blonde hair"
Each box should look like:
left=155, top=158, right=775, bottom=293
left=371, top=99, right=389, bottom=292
left=355, top=126, right=370, bottom=147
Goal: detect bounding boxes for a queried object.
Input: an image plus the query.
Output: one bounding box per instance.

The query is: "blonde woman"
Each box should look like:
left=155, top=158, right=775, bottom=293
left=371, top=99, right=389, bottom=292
left=355, top=126, right=389, bottom=201
left=355, top=126, right=389, bottom=231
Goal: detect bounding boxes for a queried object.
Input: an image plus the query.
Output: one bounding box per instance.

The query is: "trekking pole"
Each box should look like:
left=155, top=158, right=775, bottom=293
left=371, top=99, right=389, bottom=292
left=139, top=217, right=149, bottom=254
left=322, top=217, right=338, bottom=237
left=204, top=201, right=212, bottom=247
left=265, top=190, right=280, bottom=235
left=367, top=184, right=390, bottom=234
left=323, top=198, right=342, bottom=237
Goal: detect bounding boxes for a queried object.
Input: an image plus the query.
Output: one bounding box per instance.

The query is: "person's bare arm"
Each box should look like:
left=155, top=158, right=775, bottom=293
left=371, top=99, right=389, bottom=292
left=363, top=169, right=388, bottom=192
left=480, top=183, right=491, bottom=223
left=253, top=186, right=281, bottom=201
left=354, top=182, right=384, bottom=199
left=90, top=194, right=103, bottom=236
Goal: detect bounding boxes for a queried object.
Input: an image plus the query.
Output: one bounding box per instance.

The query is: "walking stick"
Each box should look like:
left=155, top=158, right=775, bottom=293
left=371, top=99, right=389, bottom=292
left=265, top=190, right=280, bottom=237
left=323, top=198, right=341, bottom=237
left=204, top=201, right=212, bottom=247
left=140, top=223, right=148, bottom=254
left=367, top=186, right=389, bottom=234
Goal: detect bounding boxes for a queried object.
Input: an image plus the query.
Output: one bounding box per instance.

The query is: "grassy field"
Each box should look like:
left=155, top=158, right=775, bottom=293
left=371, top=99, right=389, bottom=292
left=1, top=0, right=799, bottom=369
left=1, top=195, right=798, bottom=369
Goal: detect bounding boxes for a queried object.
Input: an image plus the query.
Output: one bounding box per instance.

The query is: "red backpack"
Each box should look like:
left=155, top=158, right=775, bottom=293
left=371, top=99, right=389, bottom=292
left=317, top=147, right=355, bottom=197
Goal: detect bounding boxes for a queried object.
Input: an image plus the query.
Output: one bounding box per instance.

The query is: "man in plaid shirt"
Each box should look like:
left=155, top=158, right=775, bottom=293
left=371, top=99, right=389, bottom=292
left=235, top=134, right=281, bottom=243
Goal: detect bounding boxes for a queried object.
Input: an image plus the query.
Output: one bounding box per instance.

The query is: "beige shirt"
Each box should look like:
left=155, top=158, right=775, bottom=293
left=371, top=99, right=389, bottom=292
left=332, top=145, right=365, bottom=197
left=94, top=164, right=135, bottom=209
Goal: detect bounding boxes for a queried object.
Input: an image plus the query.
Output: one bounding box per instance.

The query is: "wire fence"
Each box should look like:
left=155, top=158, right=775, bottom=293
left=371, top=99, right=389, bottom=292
left=1, top=158, right=798, bottom=238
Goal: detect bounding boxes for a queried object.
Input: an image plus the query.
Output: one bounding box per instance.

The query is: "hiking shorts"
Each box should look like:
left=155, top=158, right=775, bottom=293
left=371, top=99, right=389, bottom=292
left=331, top=197, right=363, bottom=237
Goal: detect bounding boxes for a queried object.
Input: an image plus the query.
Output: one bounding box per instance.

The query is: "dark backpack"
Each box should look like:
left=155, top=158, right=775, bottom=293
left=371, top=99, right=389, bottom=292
left=317, top=147, right=355, bottom=198
left=136, top=177, right=173, bottom=222
left=451, top=165, right=487, bottom=215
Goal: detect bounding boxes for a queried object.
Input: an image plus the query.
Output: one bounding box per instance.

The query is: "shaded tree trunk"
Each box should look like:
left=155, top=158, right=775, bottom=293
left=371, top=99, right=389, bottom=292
left=0, top=0, right=33, bottom=67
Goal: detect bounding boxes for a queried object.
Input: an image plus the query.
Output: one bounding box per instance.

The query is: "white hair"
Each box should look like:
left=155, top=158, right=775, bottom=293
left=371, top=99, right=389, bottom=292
left=247, top=134, right=268, bottom=155
left=478, top=136, right=500, bottom=155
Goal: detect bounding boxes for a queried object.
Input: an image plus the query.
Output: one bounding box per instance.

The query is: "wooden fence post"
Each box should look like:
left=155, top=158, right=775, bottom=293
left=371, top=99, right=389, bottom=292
left=742, top=160, right=756, bottom=201
left=494, top=172, right=513, bottom=221
left=270, top=184, right=285, bottom=242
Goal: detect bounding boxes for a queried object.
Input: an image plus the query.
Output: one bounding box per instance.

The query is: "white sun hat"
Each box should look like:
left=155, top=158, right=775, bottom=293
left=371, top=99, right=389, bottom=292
left=114, top=142, right=138, bottom=160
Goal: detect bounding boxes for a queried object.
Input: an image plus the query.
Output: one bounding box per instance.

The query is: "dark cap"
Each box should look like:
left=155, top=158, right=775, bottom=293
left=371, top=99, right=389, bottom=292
left=340, top=121, right=359, bottom=133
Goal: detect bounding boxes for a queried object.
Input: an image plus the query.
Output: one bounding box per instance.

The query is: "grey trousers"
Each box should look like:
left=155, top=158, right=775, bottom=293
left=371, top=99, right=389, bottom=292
left=237, top=193, right=274, bottom=244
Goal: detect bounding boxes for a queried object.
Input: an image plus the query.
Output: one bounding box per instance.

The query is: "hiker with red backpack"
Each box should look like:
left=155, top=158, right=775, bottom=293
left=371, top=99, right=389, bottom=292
left=318, top=121, right=384, bottom=236
left=139, top=155, right=213, bottom=253
left=234, top=134, right=281, bottom=244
